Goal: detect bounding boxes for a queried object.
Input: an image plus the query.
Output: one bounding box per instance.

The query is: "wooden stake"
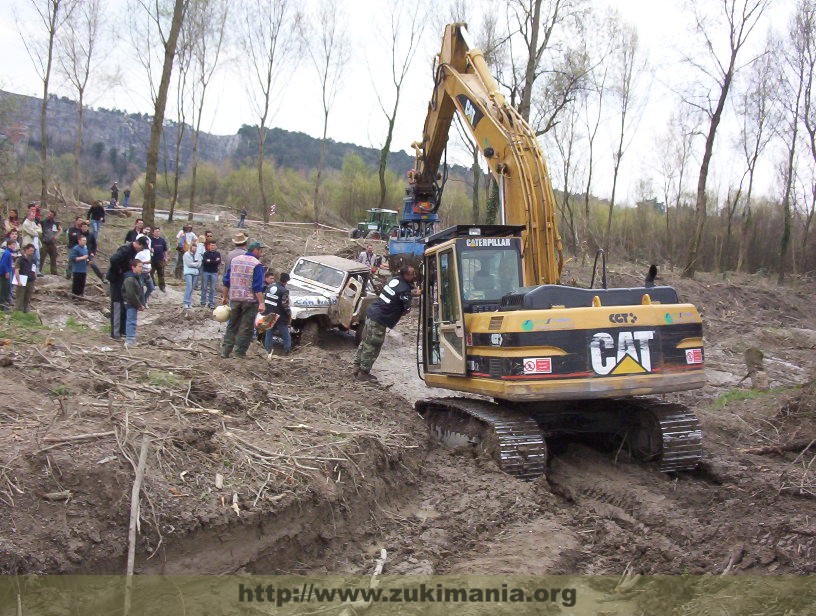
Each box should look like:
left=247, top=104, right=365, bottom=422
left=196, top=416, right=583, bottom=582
left=124, top=436, right=151, bottom=616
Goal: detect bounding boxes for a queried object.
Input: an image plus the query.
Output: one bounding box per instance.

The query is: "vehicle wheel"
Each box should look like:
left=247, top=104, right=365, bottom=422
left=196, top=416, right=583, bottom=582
left=369, top=231, right=381, bottom=240
left=299, top=321, right=320, bottom=346
left=351, top=229, right=362, bottom=238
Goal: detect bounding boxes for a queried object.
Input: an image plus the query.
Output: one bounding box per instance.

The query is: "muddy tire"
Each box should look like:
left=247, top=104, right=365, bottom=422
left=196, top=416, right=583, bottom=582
left=350, top=229, right=362, bottom=238
left=369, top=231, right=382, bottom=240
left=299, top=320, right=321, bottom=347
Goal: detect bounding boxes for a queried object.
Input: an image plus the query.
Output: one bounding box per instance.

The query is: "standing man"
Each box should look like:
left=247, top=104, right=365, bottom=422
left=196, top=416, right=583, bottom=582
left=13, top=243, right=37, bottom=313
left=87, top=200, right=105, bottom=238
left=353, top=265, right=419, bottom=382
left=110, top=181, right=119, bottom=207
left=65, top=216, right=83, bottom=279
left=125, top=219, right=144, bottom=243
left=79, top=221, right=105, bottom=282
left=40, top=210, right=61, bottom=275
left=224, top=232, right=248, bottom=273
left=20, top=206, right=42, bottom=275
left=357, top=244, right=376, bottom=268
left=69, top=234, right=89, bottom=297
left=264, top=272, right=292, bottom=355
left=123, top=187, right=131, bottom=207
left=107, top=237, right=148, bottom=339
left=238, top=207, right=247, bottom=228
left=200, top=239, right=221, bottom=309
left=122, top=259, right=146, bottom=348
left=150, top=227, right=168, bottom=292
left=220, top=241, right=265, bottom=359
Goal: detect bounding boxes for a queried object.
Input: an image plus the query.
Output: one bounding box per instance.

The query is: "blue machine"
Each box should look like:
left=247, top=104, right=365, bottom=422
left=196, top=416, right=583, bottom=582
left=388, top=192, right=440, bottom=259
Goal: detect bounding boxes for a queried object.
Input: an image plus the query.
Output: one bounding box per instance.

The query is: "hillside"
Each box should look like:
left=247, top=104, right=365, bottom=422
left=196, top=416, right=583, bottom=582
left=0, top=89, right=467, bottom=184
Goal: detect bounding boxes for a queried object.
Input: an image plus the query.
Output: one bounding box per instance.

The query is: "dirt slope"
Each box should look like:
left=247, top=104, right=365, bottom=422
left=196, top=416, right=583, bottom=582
left=1, top=211, right=815, bottom=582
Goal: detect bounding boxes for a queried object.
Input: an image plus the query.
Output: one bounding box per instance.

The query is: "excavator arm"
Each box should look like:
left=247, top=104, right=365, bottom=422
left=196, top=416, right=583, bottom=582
left=410, top=23, right=564, bottom=286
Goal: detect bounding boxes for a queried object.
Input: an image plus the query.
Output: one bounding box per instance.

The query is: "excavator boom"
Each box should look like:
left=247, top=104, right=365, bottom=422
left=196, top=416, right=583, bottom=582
left=409, top=23, right=563, bottom=286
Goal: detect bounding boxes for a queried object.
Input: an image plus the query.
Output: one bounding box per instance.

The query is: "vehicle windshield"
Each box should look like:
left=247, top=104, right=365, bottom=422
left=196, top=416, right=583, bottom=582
left=460, top=248, right=522, bottom=301
left=292, top=259, right=345, bottom=289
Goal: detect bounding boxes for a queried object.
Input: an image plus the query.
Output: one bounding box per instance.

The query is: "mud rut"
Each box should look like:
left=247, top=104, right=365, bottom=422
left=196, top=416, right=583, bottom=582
left=238, top=322, right=815, bottom=578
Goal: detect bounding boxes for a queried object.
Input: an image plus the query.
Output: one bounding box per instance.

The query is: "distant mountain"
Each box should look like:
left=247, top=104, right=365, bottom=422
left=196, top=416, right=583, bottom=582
left=0, top=89, right=466, bottom=183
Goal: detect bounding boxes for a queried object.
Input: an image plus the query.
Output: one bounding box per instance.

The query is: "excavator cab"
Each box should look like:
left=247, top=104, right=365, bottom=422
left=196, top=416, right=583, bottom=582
left=422, top=225, right=524, bottom=376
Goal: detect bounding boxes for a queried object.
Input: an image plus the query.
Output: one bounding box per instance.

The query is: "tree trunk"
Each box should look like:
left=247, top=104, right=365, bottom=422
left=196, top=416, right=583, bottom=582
left=142, top=0, right=187, bottom=227
left=378, top=101, right=398, bottom=208
left=518, top=0, right=543, bottom=123
left=314, top=110, right=329, bottom=224
left=73, top=89, right=85, bottom=191
left=39, top=7, right=59, bottom=208
left=257, top=125, right=270, bottom=223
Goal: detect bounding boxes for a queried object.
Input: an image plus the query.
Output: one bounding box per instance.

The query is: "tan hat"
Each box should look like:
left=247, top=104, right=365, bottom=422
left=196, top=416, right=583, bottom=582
left=232, top=232, right=248, bottom=245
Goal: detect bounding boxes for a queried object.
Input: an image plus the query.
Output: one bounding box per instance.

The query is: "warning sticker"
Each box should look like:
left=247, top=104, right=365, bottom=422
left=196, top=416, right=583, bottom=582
left=685, top=348, right=703, bottom=364
left=523, top=358, right=552, bottom=375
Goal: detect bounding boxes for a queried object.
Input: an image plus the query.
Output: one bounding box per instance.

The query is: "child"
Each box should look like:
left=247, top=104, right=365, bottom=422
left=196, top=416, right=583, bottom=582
left=135, top=241, right=154, bottom=305
left=122, top=259, right=147, bottom=347
left=69, top=234, right=89, bottom=296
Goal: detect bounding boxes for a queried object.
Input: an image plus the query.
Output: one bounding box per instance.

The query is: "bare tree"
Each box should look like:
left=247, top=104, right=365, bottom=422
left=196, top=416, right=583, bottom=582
left=797, top=0, right=816, bottom=270
left=735, top=39, right=777, bottom=272
left=549, top=98, right=583, bottom=254
left=57, top=0, right=102, bottom=193
left=654, top=110, right=700, bottom=267
left=303, top=0, right=349, bottom=224
left=502, top=0, right=589, bottom=132
left=681, top=0, right=771, bottom=278
left=19, top=0, right=77, bottom=206
left=603, top=18, right=646, bottom=252
left=186, top=0, right=229, bottom=222
left=239, top=0, right=300, bottom=224
left=374, top=0, right=428, bottom=209
left=167, top=17, right=193, bottom=223
left=129, top=0, right=189, bottom=226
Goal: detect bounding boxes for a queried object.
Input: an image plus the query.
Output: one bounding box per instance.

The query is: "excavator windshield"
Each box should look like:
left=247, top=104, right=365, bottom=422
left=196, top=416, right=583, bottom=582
left=460, top=247, right=522, bottom=302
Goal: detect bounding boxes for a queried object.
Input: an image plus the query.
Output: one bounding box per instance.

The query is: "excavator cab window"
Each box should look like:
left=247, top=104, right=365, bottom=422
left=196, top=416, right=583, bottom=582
left=459, top=246, right=522, bottom=310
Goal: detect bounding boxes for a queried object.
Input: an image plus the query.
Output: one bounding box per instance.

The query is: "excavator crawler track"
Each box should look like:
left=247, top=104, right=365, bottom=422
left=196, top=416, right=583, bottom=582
left=631, top=401, right=703, bottom=473
left=417, top=397, right=702, bottom=479
left=416, top=397, right=548, bottom=479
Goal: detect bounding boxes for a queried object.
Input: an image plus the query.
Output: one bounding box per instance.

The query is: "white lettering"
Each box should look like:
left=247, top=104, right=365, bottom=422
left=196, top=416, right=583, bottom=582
left=590, top=333, right=615, bottom=375
left=633, top=331, right=654, bottom=371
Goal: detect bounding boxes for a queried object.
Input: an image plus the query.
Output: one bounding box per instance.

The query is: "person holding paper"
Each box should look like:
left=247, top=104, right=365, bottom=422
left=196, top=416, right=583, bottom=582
left=14, top=243, right=37, bottom=313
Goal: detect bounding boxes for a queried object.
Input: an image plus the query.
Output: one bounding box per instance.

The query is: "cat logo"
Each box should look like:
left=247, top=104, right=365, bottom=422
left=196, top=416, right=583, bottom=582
left=589, top=331, right=655, bottom=376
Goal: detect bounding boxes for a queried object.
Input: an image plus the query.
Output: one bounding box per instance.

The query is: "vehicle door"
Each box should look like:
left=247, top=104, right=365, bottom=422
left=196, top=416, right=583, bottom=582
left=436, top=248, right=466, bottom=375
left=338, top=275, right=363, bottom=328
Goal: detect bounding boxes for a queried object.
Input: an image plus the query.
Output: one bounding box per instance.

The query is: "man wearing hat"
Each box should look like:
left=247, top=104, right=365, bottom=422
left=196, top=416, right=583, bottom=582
left=220, top=241, right=265, bottom=358
left=225, top=232, right=248, bottom=273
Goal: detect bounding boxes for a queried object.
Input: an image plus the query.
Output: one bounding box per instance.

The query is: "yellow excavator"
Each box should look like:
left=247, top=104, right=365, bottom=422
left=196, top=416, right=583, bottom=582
left=412, top=24, right=706, bottom=478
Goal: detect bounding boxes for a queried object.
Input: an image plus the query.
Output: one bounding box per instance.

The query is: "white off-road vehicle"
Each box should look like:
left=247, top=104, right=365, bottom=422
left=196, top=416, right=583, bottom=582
left=288, top=255, right=378, bottom=346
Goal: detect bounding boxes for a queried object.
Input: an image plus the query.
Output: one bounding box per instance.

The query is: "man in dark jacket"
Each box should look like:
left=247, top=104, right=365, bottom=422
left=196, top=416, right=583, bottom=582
left=122, top=259, right=146, bottom=347
left=87, top=201, right=105, bottom=238
left=79, top=221, right=105, bottom=281
left=107, top=237, right=148, bottom=339
left=65, top=216, right=83, bottom=278
left=40, top=210, right=61, bottom=275
left=264, top=272, right=292, bottom=355
left=353, top=265, right=419, bottom=381
left=124, top=219, right=144, bottom=243
left=14, top=243, right=37, bottom=313
left=150, top=227, right=168, bottom=291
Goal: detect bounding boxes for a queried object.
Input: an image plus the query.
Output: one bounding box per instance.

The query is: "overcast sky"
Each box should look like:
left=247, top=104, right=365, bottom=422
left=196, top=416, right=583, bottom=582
left=0, top=0, right=795, bottom=204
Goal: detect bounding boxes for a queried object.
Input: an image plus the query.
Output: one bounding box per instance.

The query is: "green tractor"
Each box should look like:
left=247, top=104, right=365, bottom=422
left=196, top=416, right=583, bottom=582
left=350, top=208, right=399, bottom=240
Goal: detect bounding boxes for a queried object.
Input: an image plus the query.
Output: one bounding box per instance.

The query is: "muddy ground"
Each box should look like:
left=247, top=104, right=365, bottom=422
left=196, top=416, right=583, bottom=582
left=1, top=209, right=815, bottom=596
